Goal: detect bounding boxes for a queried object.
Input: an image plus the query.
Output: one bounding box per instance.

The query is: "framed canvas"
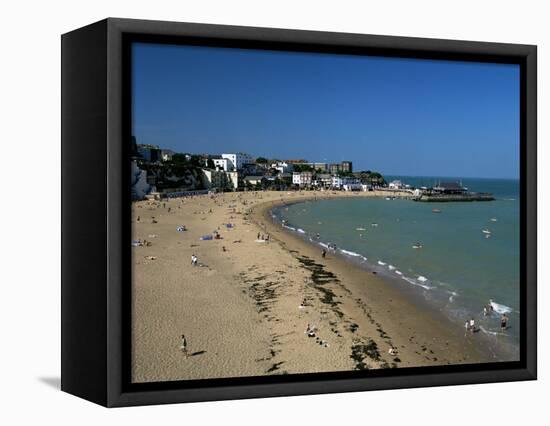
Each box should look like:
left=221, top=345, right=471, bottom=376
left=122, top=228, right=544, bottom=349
left=61, top=18, right=537, bottom=407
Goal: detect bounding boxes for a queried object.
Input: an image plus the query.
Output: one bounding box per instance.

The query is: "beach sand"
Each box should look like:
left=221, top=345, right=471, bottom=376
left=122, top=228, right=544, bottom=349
left=131, top=190, right=491, bottom=383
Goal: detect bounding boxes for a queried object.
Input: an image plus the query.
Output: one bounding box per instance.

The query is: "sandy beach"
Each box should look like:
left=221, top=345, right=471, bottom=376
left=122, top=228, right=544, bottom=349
left=131, top=190, right=491, bottom=383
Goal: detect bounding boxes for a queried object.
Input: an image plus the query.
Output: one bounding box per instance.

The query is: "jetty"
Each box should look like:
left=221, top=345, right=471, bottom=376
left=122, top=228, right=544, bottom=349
left=413, top=181, right=494, bottom=202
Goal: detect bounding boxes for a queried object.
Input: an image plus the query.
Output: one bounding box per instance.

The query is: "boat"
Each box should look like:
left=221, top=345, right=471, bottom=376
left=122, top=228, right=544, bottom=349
left=482, top=229, right=492, bottom=234
left=490, top=218, right=498, bottom=222
left=356, top=227, right=366, bottom=231
left=371, top=223, right=378, bottom=227
left=432, top=208, right=441, bottom=213
left=412, top=243, right=423, bottom=249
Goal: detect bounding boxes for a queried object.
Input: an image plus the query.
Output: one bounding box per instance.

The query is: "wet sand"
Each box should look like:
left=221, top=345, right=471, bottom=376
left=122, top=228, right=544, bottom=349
left=131, top=190, right=490, bottom=383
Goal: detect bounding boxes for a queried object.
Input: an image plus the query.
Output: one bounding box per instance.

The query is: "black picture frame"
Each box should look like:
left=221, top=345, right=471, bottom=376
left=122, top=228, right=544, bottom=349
left=61, top=17, right=537, bottom=407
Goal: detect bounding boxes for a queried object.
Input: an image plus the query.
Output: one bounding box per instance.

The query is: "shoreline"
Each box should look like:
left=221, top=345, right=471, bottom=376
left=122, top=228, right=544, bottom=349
left=263, top=194, right=519, bottom=362
left=131, top=190, right=495, bottom=384
left=248, top=193, right=494, bottom=368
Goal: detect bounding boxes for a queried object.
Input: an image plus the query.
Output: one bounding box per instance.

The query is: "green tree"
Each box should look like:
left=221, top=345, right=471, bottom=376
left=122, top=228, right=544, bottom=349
left=256, top=157, right=269, bottom=164
left=171, top=153, right=189, bottom=164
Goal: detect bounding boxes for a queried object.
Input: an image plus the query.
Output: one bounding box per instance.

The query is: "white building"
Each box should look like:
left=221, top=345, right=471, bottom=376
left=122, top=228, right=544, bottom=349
left=161, top=149, right=174, bottom=162
left=342, top=183, right=363, bottom=191
left=270, top=161, right=293, bottom=174
left=388, top=180, right=403, bottom=189
left=211, top=158, right=231, bottom=172
left=312, top=174, right=332, bottom=188
left=292, top=171, right=313, bottom=187
left=332, top=176, right=361, bottom=189
left=222, top=153, right=254, bottom=171
left=243, top=176, right=264, bottom=186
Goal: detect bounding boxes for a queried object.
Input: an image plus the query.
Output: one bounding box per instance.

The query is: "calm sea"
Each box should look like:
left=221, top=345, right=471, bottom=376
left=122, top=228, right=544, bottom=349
left=272, top=177, right=520, bottom=361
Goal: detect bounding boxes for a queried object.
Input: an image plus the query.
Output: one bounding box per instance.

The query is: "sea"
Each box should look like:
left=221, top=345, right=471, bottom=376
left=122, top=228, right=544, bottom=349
left=272, top=177, right=520, bottom=361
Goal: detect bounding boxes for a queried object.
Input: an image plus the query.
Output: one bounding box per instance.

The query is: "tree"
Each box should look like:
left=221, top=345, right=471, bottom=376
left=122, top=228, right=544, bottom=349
left=293, top=164, right=313, bottom=172
left=171, top=153, right=189, bottom=164
left=206, top=159, right=215, bottom=169
left=256, top=157, right=269, bottom=164
left=190, top=155, right=204, bottom=167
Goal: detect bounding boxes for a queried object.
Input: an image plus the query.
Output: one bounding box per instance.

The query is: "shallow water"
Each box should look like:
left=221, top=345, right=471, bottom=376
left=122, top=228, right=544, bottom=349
left=273, top=177, right=520, bottom=361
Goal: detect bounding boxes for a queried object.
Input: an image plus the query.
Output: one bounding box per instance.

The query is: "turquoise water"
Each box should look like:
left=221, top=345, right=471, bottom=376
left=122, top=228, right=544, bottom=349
left=273, top=177, right=520, bottom=360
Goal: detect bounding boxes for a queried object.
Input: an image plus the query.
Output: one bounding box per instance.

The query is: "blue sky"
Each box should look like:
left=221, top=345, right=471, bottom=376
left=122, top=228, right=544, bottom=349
left=132, top=43, right=519, bottom=179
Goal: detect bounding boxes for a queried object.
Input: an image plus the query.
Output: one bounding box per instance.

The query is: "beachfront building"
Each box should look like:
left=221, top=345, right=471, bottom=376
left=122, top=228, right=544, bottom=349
left=202, top=169, right=238, bottom=191
left=222, top=153, right=254, bottom=171
left=292, top=171, right=313, bottom=187
left=343, top=182, right=363, bottom=191
left=312, top=173, right=333, bottom=188
left=388, top=180, right=403, bottom=190
left=332, top=176, right=361, bottom=190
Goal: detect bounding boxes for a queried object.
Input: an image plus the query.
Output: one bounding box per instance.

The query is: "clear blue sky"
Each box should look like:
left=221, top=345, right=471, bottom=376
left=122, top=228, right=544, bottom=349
left=132, top=43, right=519, bottom=179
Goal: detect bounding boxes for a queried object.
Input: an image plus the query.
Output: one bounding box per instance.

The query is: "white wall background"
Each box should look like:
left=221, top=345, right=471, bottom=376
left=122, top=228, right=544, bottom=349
left=0, top=0, right=546, bottom=423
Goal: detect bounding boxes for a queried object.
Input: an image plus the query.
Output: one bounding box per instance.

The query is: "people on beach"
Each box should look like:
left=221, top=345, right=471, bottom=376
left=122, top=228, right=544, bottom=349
left=305, top=323, right=316, bottom=337
left=321, top=249, right=327, bottom=258
left=191, top=254, right=198, bottom=266
left=500, top=313, right=509, bottom=330
left=180, top=334, right=188, bottom=357
left=469, top=318, right=476, bottom=333
left=388, top=346, right=398, bottom=356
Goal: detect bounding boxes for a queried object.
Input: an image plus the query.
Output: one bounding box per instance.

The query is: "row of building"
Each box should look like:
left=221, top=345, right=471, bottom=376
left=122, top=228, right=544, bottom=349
left=134, top=143, right=369, bottom=195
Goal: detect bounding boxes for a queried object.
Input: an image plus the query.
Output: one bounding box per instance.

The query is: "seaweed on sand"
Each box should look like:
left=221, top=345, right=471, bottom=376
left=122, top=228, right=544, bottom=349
left=350, top=338, right=382, bottom=370
left=296, top=255, right=343, bottom=315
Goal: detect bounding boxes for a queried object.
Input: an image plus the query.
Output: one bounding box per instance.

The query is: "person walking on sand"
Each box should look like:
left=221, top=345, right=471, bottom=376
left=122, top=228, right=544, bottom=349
left=469, top=318, right=476, bottom=333
left=191, top=254, right=198, bottom=266
left=180, top=334, right=188, bottom=357
left=500, top=313, right=509, bottom=330
left=321, top=249, right=327, bottom=258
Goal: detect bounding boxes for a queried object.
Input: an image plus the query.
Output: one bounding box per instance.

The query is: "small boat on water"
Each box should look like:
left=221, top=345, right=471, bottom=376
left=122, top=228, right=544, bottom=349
left=371, top=223, right=378, bottom=227
left=356, top=227, right=366, bottom=231
left=482, top=229, right=492, bottom=234
left=412, top=243, right=423, bottom=249
left=432, top=208, right=441, bottom=213
left=490, top=218, right=498, bottom=222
